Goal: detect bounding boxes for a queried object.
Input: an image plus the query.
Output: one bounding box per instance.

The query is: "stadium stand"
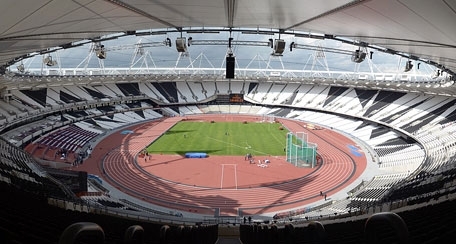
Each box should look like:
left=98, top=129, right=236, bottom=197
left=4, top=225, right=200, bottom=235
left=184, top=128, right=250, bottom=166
left=2, top=81, right=456, bottom=243
left=2, top=1, right=456, bottom=243
left=0, top=137, right=218, bottom=244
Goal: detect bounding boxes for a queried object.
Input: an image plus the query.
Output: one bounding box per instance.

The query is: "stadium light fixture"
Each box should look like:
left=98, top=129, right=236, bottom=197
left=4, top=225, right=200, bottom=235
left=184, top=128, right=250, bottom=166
left=431, top=69, right=441, bottom=79
left=17, top=63, right=24, bottom=73
left=43, top=55, right=57, bottom=66
left=351, top=49, right=366, bottom=63
left=404, top=60, right=413, bottom=72
left=175, top=37, right=187, bottom=52
left=95, top=44, right=106, bottom=59
left=271, top=39, right=286, bottom=56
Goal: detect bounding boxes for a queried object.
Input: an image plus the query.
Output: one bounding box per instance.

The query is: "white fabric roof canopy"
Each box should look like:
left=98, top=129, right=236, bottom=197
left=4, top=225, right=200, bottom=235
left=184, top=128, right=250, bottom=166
left=0, top=0, right=455, bottom=75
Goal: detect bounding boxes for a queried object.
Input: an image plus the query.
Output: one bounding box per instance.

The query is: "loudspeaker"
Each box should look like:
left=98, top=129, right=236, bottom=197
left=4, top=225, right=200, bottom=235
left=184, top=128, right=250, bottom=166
left=175, top=37, right=187, bottom=52
left=226, top=56, right=235, bottom=79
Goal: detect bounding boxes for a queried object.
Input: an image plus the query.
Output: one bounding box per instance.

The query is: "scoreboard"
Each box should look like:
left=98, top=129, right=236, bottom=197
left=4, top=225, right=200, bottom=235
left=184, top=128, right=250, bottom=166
left=229, top=93, right=244, bottom=103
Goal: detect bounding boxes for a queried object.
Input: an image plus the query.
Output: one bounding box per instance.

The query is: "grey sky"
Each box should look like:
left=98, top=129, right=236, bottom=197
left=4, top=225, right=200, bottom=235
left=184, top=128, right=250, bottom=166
left=18, top=31, right=435, bottom=76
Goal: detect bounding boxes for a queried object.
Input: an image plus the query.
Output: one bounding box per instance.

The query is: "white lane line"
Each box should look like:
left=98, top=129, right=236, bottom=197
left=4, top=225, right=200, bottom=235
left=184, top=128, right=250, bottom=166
left=220, top=164, right=224, bottom=189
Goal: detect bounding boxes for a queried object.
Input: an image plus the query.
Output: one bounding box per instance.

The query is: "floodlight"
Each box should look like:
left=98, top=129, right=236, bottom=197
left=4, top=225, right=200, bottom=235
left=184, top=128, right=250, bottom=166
left=404, top=60, right=413, bottom=72
left=17, top=64, right=24, bottom=73
left=43, top=55, right=57, bottom=66
left=431, top=69, right=441, bottom=79
left=271, top=39, right=286, bottom=56
left=351, top=49, right=366, bottom=63
left=96, top=44, right=106, bottom=59
left=175, top=37, right=187, bottom=52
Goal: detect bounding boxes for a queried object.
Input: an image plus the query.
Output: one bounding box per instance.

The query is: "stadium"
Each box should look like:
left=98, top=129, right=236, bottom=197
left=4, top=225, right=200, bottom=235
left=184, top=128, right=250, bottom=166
left=1, top=0, right=456, bottom=243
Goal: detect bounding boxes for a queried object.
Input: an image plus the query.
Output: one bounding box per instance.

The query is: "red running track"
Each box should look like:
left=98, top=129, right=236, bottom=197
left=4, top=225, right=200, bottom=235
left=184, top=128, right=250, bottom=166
left=77, top=115, right=366, bottom=216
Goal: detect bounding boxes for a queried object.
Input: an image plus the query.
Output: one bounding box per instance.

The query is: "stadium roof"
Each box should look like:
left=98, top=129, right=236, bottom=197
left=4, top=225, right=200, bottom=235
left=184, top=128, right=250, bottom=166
left=1, top=0, right=455, bottom=78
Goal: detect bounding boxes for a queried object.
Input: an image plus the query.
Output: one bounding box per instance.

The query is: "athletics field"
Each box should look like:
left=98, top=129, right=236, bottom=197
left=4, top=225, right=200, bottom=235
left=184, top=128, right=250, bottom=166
left=146, top=121, right=289, bottom=156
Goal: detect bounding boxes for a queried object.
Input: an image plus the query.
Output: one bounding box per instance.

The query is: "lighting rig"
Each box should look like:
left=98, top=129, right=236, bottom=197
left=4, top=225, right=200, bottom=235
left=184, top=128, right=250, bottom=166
left=271, top=39, right=286, bottom=56
left=404, top=60, right=413, bottom=72
left=43, top=55, right=57, bottom=66
left=93, top=39, right=173, bottom=60
left=95, top=43, right=106, bottom=59
left=290, top=42, right=370, bottom=64
left=351, top=48, right=367, bottom=63
left=16, top=63, right=25, bottom=73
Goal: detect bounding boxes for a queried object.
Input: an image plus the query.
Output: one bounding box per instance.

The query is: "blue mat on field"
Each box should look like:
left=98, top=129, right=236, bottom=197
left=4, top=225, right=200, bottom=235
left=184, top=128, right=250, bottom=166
left=348, top=145, right=363, bottom=157
left=185, top=152, right=207, bottom=158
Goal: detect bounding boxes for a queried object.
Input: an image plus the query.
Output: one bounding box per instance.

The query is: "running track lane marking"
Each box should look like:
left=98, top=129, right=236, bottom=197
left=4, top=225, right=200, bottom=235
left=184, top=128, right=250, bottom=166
left=220, top=164, right=237, bottom=190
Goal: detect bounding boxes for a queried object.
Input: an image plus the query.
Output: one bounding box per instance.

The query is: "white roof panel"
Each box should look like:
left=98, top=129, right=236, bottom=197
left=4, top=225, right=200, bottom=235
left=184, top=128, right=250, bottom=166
left=0, top=0, right=455, bottom=74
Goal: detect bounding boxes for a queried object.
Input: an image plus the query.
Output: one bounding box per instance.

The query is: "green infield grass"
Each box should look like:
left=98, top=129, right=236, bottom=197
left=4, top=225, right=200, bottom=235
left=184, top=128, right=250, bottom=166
left=146, top=121, right=290, bottom=156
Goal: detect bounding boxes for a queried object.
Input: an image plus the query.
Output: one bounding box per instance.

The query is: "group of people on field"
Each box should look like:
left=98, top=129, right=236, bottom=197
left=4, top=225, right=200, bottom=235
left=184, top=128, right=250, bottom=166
left=245, top=153, right=270, bottom=167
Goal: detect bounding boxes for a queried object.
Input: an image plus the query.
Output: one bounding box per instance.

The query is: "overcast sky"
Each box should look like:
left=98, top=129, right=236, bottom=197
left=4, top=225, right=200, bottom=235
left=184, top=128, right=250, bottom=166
left=18, top=31, right=436, bottom=76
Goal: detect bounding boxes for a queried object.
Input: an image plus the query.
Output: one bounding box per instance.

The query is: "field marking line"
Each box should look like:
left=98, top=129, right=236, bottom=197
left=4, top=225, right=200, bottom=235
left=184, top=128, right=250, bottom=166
left=269, top=124, right=287, bottom=148
left=207, top=136, right=270, bottom=155
left=207, top=136, right=246, bottom=150
left=234, top=164, right=238, bottom=190
left=220, top=164, right=238, bottom=190
left=245, top=141, right=251, bottom=149
left=220, top=164, right=224, bottom=189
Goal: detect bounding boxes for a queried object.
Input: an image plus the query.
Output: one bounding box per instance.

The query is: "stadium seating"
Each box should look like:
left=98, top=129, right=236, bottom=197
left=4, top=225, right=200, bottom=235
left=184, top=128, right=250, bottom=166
left=3, top=81, right=456, bottom=243
left=0, top=137, right=218, bottom=243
